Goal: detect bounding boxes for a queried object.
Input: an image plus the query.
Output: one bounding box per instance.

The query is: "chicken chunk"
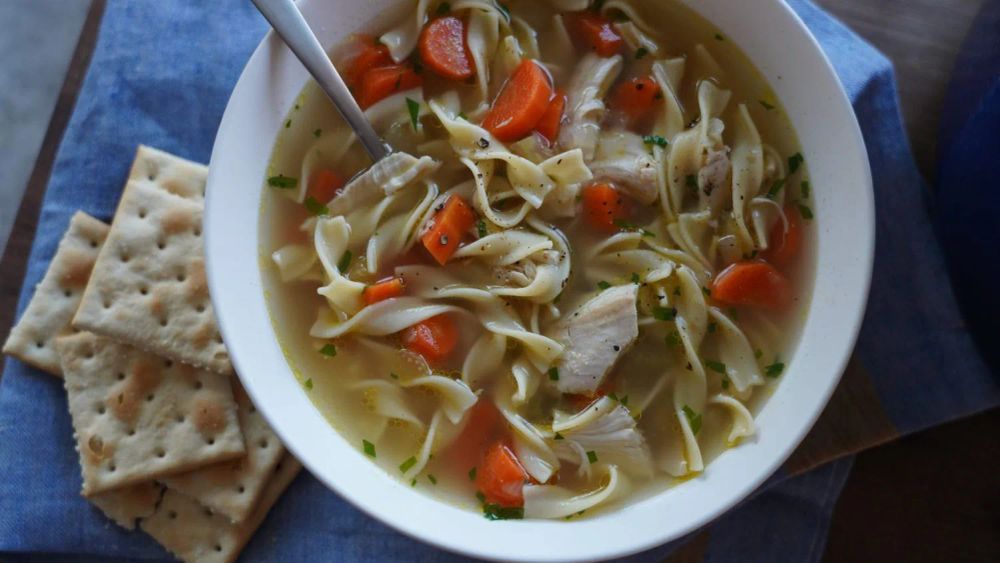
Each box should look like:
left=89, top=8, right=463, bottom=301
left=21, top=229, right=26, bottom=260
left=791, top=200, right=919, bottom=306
left=590, top=130, right=659, bottom=204
left=558, top=53, right=624, bottom=161
left=547, top=284, right=639, bottom=395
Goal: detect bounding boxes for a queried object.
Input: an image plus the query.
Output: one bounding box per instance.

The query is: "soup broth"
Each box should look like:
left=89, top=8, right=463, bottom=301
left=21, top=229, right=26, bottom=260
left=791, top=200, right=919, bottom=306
left=262, top=0, right=814, bottom=519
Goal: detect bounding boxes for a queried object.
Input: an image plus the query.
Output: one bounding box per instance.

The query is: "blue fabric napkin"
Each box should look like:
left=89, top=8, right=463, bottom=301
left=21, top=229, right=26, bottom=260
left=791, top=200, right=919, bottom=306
left=0, top=1, right=995, bottom=561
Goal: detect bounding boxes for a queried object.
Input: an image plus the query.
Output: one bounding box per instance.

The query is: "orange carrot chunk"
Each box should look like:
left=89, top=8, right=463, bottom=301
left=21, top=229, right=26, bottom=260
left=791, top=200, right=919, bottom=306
left=358, top=64, right=422, bottom=109
left=362, top=277, right=405, bottom=305
left=476, top=442, right=528, bottom=507
left=568, top=12, right=623, bottom=57
left=582, top=182, right=629, bottom=233
left=611, top=76, right=661, bottom=126
left=711, top=261, right=793, bottom=309
left=535, top=90, right=566, bottom=144
left=421, top=195, right=476, bottom=265
left=419, top=16, right=475, bottom=80
left=447, top=399, right=504, bottom=469
left=343, top=36, right=394, bottom=87
left=481, top=60, right=553, bottom=143
left=762, top=205, right=803, bottom=270
left=401, top=314, right=458, bottom=365
left=308, top=169, right=346, bottom=203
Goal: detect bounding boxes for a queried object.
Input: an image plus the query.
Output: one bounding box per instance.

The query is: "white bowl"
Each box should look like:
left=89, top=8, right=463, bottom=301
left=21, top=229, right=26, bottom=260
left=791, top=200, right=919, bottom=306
left=205, top=0, right=874, bottom=560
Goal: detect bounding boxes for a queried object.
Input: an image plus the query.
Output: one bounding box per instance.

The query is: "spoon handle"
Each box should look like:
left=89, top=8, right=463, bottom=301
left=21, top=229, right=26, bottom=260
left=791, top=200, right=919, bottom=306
left=253, top=0, right=391, bottom=161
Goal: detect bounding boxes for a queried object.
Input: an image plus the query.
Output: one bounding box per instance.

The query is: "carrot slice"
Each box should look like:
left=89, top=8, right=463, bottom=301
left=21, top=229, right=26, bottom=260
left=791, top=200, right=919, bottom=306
left=401, top=314, right=458, bottom=365
left=362, top=277, right=405, bottom=305
left=568, top=12, right=623, bottom=57
left=446, top=399, right=504, bottom=469
left=535, top=89, right=566, bottom=144
left=343, top=36, right=393, bottom=87
left=762, top=205, right=803, bottom=270
left=711, top=261, right=793, bottom=309
left=582, top=182, right=629, bottom=233
left=421, top=195, right=476, bottom=265
left=358, top=64, right=422, bottom=109
left=307, top=169, right=346, bottom=203
left=611, top=76, right=661, bottom=126
left=419, top=16, right=474, bottom=80
left=476, top=441, right=528, bottom=507
left=481, top=60, right=553, bottom=143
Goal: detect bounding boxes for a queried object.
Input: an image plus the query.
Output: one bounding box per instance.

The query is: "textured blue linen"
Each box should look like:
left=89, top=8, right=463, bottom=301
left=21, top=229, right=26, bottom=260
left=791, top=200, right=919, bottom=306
left=0, top=1, right=995, bottom=561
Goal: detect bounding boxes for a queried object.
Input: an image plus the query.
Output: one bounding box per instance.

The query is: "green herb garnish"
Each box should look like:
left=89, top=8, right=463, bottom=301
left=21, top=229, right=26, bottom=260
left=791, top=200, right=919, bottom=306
left=642, top=134, right=668, bottom=147
left=436, top=2, right=451, bottom=14
left=682, top=405, right=702, bottom=434
left=652, top=306, right=677, bottom=321
left=721, top=377, right=730, bottom=390
left=304, top=196, right=329, bottom=216
left=635, top=47, right=649, bottom=60
left=284, top=118, right=292, bottom=128
left=685, top=174, right=698, bottom=192
left=406, top=97, right=421, bottom=131
left=428, top=474, right=438, bottom=485
left=476, top=219, right=488, bottom=238
left=548, top=367, right=559, bottom=381
left=313, top=128, right=322, bottom=138
left=337, top=250, right=352, bottom=273
left=630, top=272, right=641, bottom=284
left=267, top=174, right=298, bottom=189
left=705, top=360, right=726, bottom=374
left=801, top=180, right=811, bottom=198
left=457, top=112, right=468, bottom=120
left=788, top=152, right=804, bottom=174
left=484, top=504, right=523, bottom=520
left=666, top=331, right=681, bottom=347
left=390, top=372, right=399, bottom=379
left=765, top=361, right=785, bottom=378
left=797, top=203, right=814, bottom=220
left=597, top=281, right=611, bottom=290
left=554, top=432, right=565, bottom=440
left=304, top=378, right=313, bottom=390
left=468, top=467, right=477, bottom=481
left=613, top=218, right=654, bottom=237
left=319, top=344, right=337, bottom=357
left=586, top=450, right=598, bottom=463
left=754, top=349, right=763, bottom=359
left=411, top=478, right=417, bottom=487
left=495, top=1, right=510, bottom=20
left=766, top=177, right=786, bottom=199
left=362, top=439, right=376, bottom=458
left=760, top=100, right=776, bottom=111
left=715, top=33, right=725, bottom=41
left=476, top=491, right=486, bottom=503
left=702, top=286, right=711, bottom=297
left=399, top=456, right=417, bottom=473
left=707, top=322, right=717, bottom=334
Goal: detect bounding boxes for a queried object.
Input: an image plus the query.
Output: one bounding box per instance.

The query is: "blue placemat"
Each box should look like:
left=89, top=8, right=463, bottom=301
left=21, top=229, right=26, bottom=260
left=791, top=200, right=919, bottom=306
left=0, top=1, right=996, bottom=561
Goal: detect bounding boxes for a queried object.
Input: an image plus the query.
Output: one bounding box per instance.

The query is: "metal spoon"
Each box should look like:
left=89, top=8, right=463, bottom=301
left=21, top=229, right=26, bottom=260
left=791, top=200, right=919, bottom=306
left=252, top=0, right=392, bottom=162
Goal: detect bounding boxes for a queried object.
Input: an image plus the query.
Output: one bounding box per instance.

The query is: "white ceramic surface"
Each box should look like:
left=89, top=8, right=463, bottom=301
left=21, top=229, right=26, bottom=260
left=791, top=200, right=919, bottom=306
left=205, top=0, right=874, bottom=560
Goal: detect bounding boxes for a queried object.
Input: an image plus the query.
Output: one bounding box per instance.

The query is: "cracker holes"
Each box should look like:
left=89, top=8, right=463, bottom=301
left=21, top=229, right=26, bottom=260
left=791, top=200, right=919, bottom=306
left=97, top=405, right=106, bottom=415
left=88, top=239, right=98, bottom=249
left=176, top=273, right=187, bottom=283
left=108, top=462, right=116, bottom=472
left=203, top=507, right=213, bottom=517
left=193, top=227, right=202, bottom=237
left=139, top=286, right=149, bottom=296
left=102, top=300, right=112, bottom=309
left=127, top=429, right=136, bottom=437
left=159, top=317, right=169, bottom=327
left=35, top=341, right=44, bottom=349
left=194, top=380, right=203, bottom=391
left=214, top=545, right=223, bottom=553
left=206, top=437, right=215, bottom=446
left=116, top=372, right=125, bottom=381
left=163, top=359, right=173, bottom=369
left=168, top=510, right=177, bottom=520
left=258, top=439, right=269, bottom=449
left=156, top=448, right=166, bottom=458
left=138, top=208, right=148, bottom=219
left=237, top=485, right=245, bottom=494
left=157, top=239, right=166, bottom=250
left=195, top=304, right=206, bottom=313
left=146, top=393, right=155, bottom=402
left=63, top=288, right=72, bottom=298
left=120, top=253, right=130, bottom=263
left=275, top=461, right=283, bottom=472
left=175, top=414, right=185, bottom=424
left=147, top=173, right=156, bottom=182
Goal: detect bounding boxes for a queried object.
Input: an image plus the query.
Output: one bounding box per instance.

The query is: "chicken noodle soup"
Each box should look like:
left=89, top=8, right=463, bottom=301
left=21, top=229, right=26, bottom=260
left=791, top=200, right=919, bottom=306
left=262, top=0, right=814, bottom=520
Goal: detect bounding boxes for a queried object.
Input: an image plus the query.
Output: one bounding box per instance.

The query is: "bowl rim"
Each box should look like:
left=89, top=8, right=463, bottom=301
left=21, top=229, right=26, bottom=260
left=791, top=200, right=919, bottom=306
left=204, top=0, right=875, bottom=560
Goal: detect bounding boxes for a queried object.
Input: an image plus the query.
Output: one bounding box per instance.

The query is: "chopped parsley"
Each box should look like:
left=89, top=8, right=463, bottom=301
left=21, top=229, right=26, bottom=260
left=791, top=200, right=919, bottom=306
left=715, top=32, right=725, bottom=41
left=702, top=286, right=711, bottom=297
left=468, top=467, right=477, bottom=481
left=548, top=367, right=559, bottom=381
left=597, top=281, right=611, bottom=290
left=721, top=376, right=730, bottom=390
left=707, top=322, right=717, bottom=334
left=475, top=491, right=486, bottom=503
left=682, top=405, right=702, bottom=434
left=674, top=287, right=681, bottom=296
left=630, top=272, right=641, bottom=284
left=319, top=344, right=337, bottom=357
left=760, top=100, right=776, bottom=111
left=476, top=219, right=488, bottom=238
left=766, top=177, right=786, bottom=199
left=304, top=378, right=313, bottom=390
left=666, top=331, right=681, bottom=347
left=313, top=128, right=322, bottom=138
left=428, top=474, right=438, bottom=485
left=436, top=2, right=451, bottom=15
left=635, top=47, right=649, bottom=60
left=399, top=456, right=417, bottom=473
left=495, top=1, right=510, bottom=21
left=797, top=203, right=814, bottom=220
left=705, top=359, right=727, bottom=374
left=337, top=250, right=352, bottom=273
left=788, top=152, right=804, bottom=174
left=613, top=218, right=654, bottom=237
left=754, top=349, right=763, bottom=359
left=801, top=180, right=811, bottom=198
left=411, top=478, right=417, bottom=487
left=362, top=439, right=376, bottom=458
left=586, top=450, right=598, bottom=463
left=457, top=112, right=468, bottom=120
left=554, top=432, right=565, bottom=440
left=642, top=134, right=668, bottom=148
left=390, top=372, right=400, bottom=379
left=267, top=174, right=298, bottom=189
left=484, top=504, right=523, bottom=520
left=765, top=360, right=785, bottom=378
left=652, top=306, right=678, bottom=321
left=304, top=196, right=329, bottom=216
left=284, top=118, right=291, bottom=128
left=406, top=97, right=421, bottom=131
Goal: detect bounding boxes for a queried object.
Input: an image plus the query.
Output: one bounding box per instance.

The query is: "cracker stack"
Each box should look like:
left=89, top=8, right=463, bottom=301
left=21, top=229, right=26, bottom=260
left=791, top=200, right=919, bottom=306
left=2, top=146, right=301, bottom=563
